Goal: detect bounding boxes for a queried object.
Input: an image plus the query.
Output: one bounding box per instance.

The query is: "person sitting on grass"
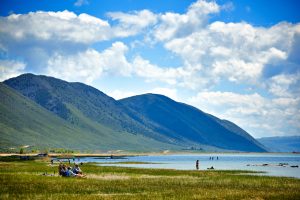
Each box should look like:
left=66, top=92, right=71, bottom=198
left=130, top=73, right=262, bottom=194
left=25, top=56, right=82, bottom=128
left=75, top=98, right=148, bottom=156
left=58, top=164, right=85, bottom=178
left=58, top=164, right=67, bottom=177
left=72, top=164, right=82, bottom=175
left=66, top=166, right=77, bottom=177
left=66, top=166, right=85, bottom=178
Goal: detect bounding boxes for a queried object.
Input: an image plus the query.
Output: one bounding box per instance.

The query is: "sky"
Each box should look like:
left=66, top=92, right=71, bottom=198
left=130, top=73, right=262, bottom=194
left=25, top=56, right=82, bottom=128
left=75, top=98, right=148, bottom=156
left=0, top=0, right=299, bottom=138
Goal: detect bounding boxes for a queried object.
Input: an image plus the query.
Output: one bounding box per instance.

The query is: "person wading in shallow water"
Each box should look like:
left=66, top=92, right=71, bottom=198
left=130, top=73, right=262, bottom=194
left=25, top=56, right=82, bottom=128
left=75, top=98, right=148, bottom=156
left=196, top=160, right=199, bottom=170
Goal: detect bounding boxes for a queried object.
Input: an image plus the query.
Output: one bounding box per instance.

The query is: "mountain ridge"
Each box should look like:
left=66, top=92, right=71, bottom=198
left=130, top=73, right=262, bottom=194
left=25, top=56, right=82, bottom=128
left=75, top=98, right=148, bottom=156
left=2, top=73, right=267, bottom=152
left=0, top=81, right=178, bottom=151
left=120, top=93, right=266, bottom=152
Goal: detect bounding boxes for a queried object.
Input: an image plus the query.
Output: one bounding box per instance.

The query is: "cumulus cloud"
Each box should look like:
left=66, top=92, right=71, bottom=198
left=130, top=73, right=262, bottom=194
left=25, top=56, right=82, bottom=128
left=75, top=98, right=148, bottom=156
left=0, top=9, right=158, bottom=48
left=164, top=21, right=299, bottom=86
left=47, top=42, right=131, bottom=84
left=154, top=0, right=219, bottom=41
left=0, top=11, right=110, bottom=45
left=0, top=10, right=112, bottom=73
left=107, top=9, right=157, bottom=37
left=47, top=49, right=103, bottom=84
left=132, top=56, right=180, bottom=85
left=131, top=56, right=208, bottom=89
left=0, top=10, right=160, bottom=75
left=0, top=60, right=26, bottom=81
left=2, top=3, right=298, bottom=90
left=45, top=40, right=196, bottom=86
left=188, top=91, right=300, bottom=137
left=267, top=73, right=300, bottom=97
left=44, top=38, right=202, bottom=89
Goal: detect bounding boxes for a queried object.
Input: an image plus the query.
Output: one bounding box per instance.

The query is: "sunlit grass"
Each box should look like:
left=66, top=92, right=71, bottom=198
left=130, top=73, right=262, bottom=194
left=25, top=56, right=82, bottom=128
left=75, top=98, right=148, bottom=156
left=0, top=160, right=299, bottom=199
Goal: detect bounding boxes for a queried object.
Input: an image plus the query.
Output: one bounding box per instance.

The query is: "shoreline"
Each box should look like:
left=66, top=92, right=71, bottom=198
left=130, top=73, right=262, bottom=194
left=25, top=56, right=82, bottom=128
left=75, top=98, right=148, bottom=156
left=0, top=151, right=298, bottom=157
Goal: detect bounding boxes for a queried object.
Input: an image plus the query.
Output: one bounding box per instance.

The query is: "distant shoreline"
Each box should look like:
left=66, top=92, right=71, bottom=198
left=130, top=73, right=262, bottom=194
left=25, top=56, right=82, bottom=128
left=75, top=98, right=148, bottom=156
left=0, top=151, right=298, bottom=157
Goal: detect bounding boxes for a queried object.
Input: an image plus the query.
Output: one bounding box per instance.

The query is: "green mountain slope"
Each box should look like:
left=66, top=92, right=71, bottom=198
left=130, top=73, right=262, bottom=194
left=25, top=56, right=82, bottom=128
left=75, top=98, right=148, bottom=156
left=4, top=74, right=172, bottom=143
left=0, top=83, right=176, bottom=151
left=120, top=94, right=267, bottom=152
left=3, top=74, right=267, bottom=152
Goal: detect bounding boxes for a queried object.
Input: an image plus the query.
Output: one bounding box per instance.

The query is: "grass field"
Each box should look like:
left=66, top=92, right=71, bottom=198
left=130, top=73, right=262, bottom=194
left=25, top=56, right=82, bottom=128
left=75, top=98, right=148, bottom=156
left=0, top=158, right=300, bottom=199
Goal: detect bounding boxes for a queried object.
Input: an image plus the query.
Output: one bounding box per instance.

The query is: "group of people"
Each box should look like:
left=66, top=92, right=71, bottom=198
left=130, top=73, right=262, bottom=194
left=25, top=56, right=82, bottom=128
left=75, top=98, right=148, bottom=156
left=58, top=163, right=85, bottom=178
left=209, top=156, right=218, bottom=160
left=196, top=157, right=218, bottom=170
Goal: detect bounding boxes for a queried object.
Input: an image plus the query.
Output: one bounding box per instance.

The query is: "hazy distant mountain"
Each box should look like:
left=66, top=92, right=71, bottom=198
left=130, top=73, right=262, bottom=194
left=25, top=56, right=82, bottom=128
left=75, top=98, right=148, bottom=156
left=2, top=74, right=267, bottom=152
left=120, top=94, right=266, bottom=152
left=257, top=136, right=300, bottom=152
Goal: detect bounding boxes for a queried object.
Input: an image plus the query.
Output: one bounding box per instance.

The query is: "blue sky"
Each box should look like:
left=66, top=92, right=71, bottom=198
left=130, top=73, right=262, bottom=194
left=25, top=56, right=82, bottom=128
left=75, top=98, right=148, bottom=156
left=0, top=0, right=299, bottom=138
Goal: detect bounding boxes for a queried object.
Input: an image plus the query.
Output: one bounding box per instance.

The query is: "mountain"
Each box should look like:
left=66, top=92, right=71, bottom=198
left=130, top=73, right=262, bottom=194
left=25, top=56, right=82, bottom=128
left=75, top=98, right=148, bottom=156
left=3, top=73, right=267, bottom=152
left=0, top=82, right=177, bottom=151
left=4, top=74, right=174, bottom=141
left=257, top=136, right=300, bottom=152
left=120, top=94, right=267, bottom=152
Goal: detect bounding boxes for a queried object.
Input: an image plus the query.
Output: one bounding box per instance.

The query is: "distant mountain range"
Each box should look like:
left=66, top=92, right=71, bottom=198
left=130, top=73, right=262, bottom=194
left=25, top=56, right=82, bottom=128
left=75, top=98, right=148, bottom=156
left=257, top=136, right=300, bottom=152
left=1, top=73, right=267, bottom=152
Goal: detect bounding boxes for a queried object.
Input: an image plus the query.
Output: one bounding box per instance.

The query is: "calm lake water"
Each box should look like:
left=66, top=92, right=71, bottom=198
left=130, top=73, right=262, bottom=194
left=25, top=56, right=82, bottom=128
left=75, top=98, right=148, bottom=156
left=76, top=153, right=300, bottom=179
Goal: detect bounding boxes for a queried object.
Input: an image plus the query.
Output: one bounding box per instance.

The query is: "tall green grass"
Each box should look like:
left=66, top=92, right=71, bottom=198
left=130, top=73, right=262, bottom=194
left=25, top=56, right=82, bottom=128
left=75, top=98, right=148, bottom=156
left=0, top=160, right=299, bottom=199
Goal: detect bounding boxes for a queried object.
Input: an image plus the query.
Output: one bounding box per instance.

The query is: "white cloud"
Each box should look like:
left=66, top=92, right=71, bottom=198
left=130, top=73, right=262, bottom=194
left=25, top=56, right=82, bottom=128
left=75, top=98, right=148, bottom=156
left=100, top=41, right=132, bottom=76
left=107, top=10, right=157, bottom=37
left=74, top=0, right=89, bottom=7
left=0, top=11, right=110, bottom=45
left=154, top=0, right=219, bottom=41
left=47, top=42, right=132, bottom=84
left=188, top=91, right=300, bottom=137
left=45, top=40, right=188, bottom=85
left=0, top=10, right=159, bottom=75
left=212, top=59, right=263, bottom=82
left=132, top=56, right=179, bottom=85
left=164, top=21, right=299, bottom=86
left=267, top=73, right=300, bottom=97
left=131, top=56, right=207, bottom=89
left=0, top=9, right=158, bottom=49
left=2, top=6, right=298, bottom=91
left=47, top=49, right=103, bottom=84
left=0, top=60, right=26, bottom=81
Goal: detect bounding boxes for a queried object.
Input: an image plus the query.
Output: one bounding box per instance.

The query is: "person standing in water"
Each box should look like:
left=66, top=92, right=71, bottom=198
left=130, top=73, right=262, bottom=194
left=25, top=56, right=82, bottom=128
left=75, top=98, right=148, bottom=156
left=196, top=160, right=199, bottom=170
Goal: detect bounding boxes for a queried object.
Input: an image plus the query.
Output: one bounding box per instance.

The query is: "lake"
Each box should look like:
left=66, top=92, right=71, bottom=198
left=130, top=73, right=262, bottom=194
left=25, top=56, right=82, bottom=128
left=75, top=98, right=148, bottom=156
left=74, top=153, right=300, bottom=178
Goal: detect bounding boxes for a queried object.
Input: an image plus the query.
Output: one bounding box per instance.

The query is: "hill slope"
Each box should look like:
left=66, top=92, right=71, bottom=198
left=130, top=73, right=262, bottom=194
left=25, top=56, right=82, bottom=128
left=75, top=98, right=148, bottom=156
left=0, top=83, right=176, bottom=151
left=120, top=94, right=267, bottom=152
left=4, top=74, right=175, bottom=142
left=3, top=74, right=267, bottom=152
left=257, top=136, right=300, bottom=152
